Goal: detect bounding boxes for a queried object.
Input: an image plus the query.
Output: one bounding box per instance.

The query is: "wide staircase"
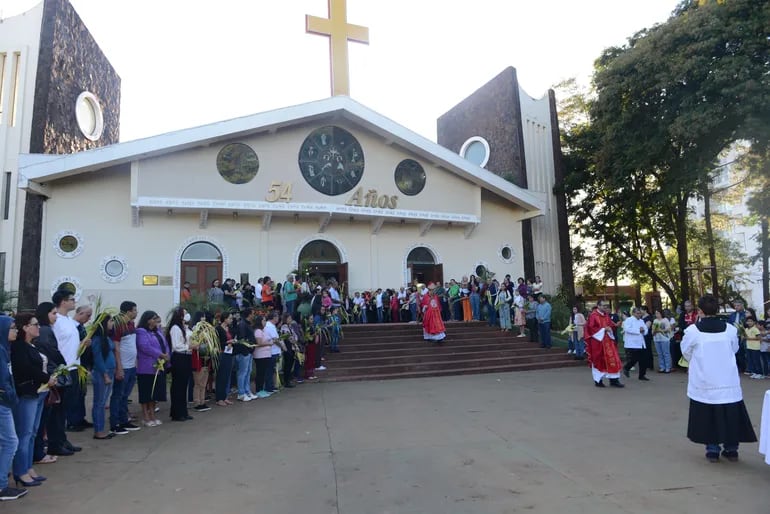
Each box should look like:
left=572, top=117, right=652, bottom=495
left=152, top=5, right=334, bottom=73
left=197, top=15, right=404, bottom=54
left=320, top=322, right=583, bottom=382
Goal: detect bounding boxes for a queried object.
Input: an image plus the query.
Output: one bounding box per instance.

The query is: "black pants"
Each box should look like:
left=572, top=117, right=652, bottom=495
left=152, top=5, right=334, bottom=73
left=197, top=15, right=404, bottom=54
left=254, top=357, right=271, bottom=392
left=170, top=353, right=192, bottom=419
left=282, top=350, right=295, bottom=386
left=671, top=338, right=683, bottom=368
left=526, top=318, right=538, bottom=343
left=46, top=395, right=68, bottom=450
left=624, top=348, right=648, bottom=377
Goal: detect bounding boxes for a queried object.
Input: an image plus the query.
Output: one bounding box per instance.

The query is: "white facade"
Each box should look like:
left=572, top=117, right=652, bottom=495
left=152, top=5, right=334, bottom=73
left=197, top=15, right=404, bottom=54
left=0, top=3, right=44, bottom=289
left=520, top=87, right=561, bottom=290
left=20, top=97, right=546, bottom=315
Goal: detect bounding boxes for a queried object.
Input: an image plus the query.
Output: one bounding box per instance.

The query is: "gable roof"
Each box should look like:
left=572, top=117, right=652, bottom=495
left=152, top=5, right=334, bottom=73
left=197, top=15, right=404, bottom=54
left=18, top=96, right=545, bottom=213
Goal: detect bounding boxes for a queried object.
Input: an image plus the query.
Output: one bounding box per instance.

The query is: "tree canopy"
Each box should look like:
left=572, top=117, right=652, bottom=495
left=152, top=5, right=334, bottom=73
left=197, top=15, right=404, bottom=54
left=562, top=0, right=770, bottom=307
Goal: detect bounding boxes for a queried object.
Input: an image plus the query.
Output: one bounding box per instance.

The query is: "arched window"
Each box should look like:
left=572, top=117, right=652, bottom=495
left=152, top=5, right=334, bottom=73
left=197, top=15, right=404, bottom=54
left=299, top=240, right=341, bottom=264
left=407, top=247, right=435, bottom=266
left=182, top=242, right=222, bottom=261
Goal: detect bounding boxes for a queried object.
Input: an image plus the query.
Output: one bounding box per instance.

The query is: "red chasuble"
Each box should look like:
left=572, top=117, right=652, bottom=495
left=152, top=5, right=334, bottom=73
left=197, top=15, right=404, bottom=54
left=585, top=310, right=622, bottom=374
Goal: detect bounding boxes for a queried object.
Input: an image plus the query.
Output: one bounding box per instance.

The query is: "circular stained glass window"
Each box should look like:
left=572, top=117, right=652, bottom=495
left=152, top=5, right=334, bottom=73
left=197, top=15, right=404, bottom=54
left=58, top=282, right=76, bottom=294
left=216, top=143, right=259, bottom=184
left=104, top=259, right=124, bottom=277
left=394, top=159, right=426, bottom=196
left=501, top=246, right=512, bottom=260
left=298, top=126, right=364, bottom=196
left=59, top=235, right=79, bottom=253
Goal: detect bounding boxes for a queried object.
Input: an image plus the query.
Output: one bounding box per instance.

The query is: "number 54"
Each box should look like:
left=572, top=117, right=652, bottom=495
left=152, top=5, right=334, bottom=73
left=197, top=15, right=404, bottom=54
left=266, top=181, right=292, bottom=202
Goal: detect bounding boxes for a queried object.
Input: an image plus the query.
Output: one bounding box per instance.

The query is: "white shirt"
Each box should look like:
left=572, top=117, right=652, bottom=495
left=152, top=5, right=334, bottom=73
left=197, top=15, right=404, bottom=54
left=53, top=312, right=81, bottom=366
left=254, top=283, right=263, bottom=299
left=329, top=287, right=340, bottom=303
left=375, top=293, right=383, bottom=308
left=264, top=321, right=281, bottom=356
left=513, top=294, right=524, bottom=309
left=170, top=325, right=192, bottom=353
left=353, top=296, right=365, bottom=308
left=622, top=316, right=648, bottom=349
left=681, top=323, right=742, bottom=404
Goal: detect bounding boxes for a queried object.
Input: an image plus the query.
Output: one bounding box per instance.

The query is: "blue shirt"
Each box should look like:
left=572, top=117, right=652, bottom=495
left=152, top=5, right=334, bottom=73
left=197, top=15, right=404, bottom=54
left=536, top=302, right=552, bottom=324
left=91, top=335, right=116, bottom=374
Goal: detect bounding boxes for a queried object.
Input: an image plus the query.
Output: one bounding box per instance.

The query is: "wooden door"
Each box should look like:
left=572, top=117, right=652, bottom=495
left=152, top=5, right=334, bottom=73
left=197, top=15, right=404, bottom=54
left=432, top=263, right=444, bottom=285
left=336, top=262, right=348, bottom=291
left=182, top=261, right=223, bottom=295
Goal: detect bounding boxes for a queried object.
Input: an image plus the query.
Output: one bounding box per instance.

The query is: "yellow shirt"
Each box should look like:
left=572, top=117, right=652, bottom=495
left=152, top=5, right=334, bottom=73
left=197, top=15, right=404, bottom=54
left=746, top=326, right=761, bottom=350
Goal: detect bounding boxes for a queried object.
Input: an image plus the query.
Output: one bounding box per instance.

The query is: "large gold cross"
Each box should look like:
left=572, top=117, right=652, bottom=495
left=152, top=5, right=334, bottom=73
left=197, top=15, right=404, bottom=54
left=306, top=0, right=369, bottom=97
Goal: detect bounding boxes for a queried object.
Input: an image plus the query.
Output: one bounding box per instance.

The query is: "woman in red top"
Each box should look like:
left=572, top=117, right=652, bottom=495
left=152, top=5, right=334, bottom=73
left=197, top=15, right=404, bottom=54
left=261, top=276, right=274, bottom=308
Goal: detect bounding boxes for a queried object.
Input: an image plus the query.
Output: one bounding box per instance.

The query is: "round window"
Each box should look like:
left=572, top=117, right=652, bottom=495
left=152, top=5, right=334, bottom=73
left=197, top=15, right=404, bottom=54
left=105, top=259, right=124, bottom=277
left=501, top=246, right=512, bottom=260
left=58, top=282, right=76, bottom=294
left=216, top=143, right=260, bottom=184
left=54, top=231, right=84, bottom=258
left=394, top=159, right=426, bottom=196
left=50, top=276, right=83, bottom=301
left=59, top=236, right=79, bottom=253
left=475, top=265, right=487, bottom=277
left=460, top=136, right=491, bottom=168
left=75, top=91, right=104, bottom=141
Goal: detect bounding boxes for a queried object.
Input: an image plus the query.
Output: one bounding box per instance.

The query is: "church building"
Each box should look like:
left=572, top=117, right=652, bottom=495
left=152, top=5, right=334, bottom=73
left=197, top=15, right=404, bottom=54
left=5, top=0, right=573, bottom=316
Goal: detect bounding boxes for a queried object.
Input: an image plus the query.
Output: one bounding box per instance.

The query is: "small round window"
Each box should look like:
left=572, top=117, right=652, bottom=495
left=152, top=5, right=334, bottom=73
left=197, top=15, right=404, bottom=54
left=50, top=276, right=83, bottom=301
left=460, top=136, right=490, bottom=168
left=475, top=265, right=487, bottom=277
left=59, top=236, right=79, bottom=253
left=75, top=91, right=104, bottom=141
left=54, top=231, right=84, bottom=258
left=394, top=159, right=426, bottom=196
left=216, top=143, right=259, bottom=184
left=100, top=256, right=128, bottom=283
left=502, top=247, right=512, bottom=260
left=105, top=260, right=124, bottom=277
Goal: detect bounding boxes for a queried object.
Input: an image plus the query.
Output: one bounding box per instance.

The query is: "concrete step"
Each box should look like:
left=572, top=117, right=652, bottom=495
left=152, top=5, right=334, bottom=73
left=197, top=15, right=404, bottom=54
left=321, top=360, right=583, bottom=382
left=339, top=338, right=536, bottom=352
left=332, top=344, right=557, bottom=360
left=324, top=349, right=571, bottom=368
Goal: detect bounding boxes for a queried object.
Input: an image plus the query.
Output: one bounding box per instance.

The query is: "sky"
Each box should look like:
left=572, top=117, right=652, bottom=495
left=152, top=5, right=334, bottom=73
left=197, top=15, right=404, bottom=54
left=2, top=0, right=680, bottom=143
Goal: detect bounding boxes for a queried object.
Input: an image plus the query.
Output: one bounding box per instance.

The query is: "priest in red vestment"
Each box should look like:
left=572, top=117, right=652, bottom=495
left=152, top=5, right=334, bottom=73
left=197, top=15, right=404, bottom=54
left=585, top=301, right=624, bottom=387
left=422, top=284, right=446, bottom=342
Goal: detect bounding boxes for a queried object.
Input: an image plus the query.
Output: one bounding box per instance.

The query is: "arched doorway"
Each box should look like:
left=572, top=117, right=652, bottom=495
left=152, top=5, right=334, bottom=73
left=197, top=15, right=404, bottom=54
left=180, top=241, right=223, bottom=296
left=407, top=247, right=443, bottom=286
left=299, top=240, right=347, bottom=285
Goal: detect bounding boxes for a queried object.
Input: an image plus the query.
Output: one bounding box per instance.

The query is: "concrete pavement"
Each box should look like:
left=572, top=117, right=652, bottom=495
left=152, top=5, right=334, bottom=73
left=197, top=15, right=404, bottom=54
left=4, top=367, right=770, bottom=514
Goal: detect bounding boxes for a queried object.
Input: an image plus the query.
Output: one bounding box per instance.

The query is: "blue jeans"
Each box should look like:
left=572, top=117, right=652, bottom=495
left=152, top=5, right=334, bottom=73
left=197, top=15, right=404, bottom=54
left=331, top=329, right=340, bottom=351
left=110, top=367, right=136, bottom=428
left=235, top=354, right=252, bottom=396
left=655, top=337, right=672, bottom=371
left=574, top=337, right=585, bottom=357
left=747, top=349, right=762, bottom=375
left=706, top=443, right=738, bottom=455
left=410, top=304, right=417, bottom=322
left=499, top=304, right=511, bottom=330
left=470, top=294, right=480, bottom=320
left=0, top=405, right=18, bottom=489
left=486, top=303, right=497, bottom=326
left=215, top=352, right=234, bottom=401
left=266, top=355, right=278, bottom=391
left=377, top=307, right=383, bottom=323
left=539, top=322, right=552, bottom=348
left=285, top=300, right=295, bottom=316
left=12, top=393, right=45, bottom=476
left=761, top=352, right=770, bottom=376
left=92, top=369, right=114, bottom=433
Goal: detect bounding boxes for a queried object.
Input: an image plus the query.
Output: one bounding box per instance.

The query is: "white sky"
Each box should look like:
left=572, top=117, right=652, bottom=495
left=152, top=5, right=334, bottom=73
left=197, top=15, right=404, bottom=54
left=2, top=0, right=678, bottom=142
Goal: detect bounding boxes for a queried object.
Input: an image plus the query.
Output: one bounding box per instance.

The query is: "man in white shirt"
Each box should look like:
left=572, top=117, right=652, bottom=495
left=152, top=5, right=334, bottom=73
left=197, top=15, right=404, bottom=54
left=254, top=278, right=263, bottom=307
left=52, top=290, right=89, bottom=435
left=263, top=311, right=285, bottom=392
left=622, top=308, right=650, bottom=381
left=353, top=292, right=366, bottom=323
left=329, top=283, right=341, bottom=307
left=375, top=288, right=384, bottom=323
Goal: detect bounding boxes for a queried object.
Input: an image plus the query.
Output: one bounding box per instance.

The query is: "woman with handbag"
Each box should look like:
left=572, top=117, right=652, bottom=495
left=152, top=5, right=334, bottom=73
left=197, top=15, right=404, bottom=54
left=10, top=313, right=56, bottom=488
left=34, top=302, right=76, bottom=457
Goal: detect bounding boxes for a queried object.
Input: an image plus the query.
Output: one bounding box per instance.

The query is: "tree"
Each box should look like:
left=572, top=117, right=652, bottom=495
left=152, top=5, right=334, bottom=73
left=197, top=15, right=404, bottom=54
left=561, top=0, right=770, bottom=307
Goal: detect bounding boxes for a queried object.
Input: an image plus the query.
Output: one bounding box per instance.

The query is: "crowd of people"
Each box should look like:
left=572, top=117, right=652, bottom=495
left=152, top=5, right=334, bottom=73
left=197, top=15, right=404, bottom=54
left=2, top=275, right=766, bottom=502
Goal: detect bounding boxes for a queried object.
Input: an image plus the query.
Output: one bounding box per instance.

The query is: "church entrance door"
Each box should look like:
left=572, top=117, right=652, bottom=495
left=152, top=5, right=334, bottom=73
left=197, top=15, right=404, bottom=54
left=180, top=242, right=223, bottom=296
left=407, top=247, right=443, bottom=286
left=299, top=240, right=347, bottom=285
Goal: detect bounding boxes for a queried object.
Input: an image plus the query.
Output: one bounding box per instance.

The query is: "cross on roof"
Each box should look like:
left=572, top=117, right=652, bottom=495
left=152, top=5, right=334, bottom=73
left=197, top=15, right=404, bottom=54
left=306, top=0, right=369, bottom=97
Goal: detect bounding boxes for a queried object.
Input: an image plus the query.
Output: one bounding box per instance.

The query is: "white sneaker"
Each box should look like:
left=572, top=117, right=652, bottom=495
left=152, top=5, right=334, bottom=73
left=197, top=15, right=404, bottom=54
left=751, top=374, right=761, bottom=379
left=566, top=350, right=573, bottom=355
left=247, top=393, right=259, bottom=400
left=153, top=419, right=163, bottom=426
left=237, top=394, right=245, bottom=401
left=315, top=365, right=327, bottom=371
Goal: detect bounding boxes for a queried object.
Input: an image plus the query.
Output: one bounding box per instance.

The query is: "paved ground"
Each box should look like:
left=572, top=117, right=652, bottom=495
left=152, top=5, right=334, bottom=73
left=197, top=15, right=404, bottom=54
left=4, top=367, right=770, bottom=514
